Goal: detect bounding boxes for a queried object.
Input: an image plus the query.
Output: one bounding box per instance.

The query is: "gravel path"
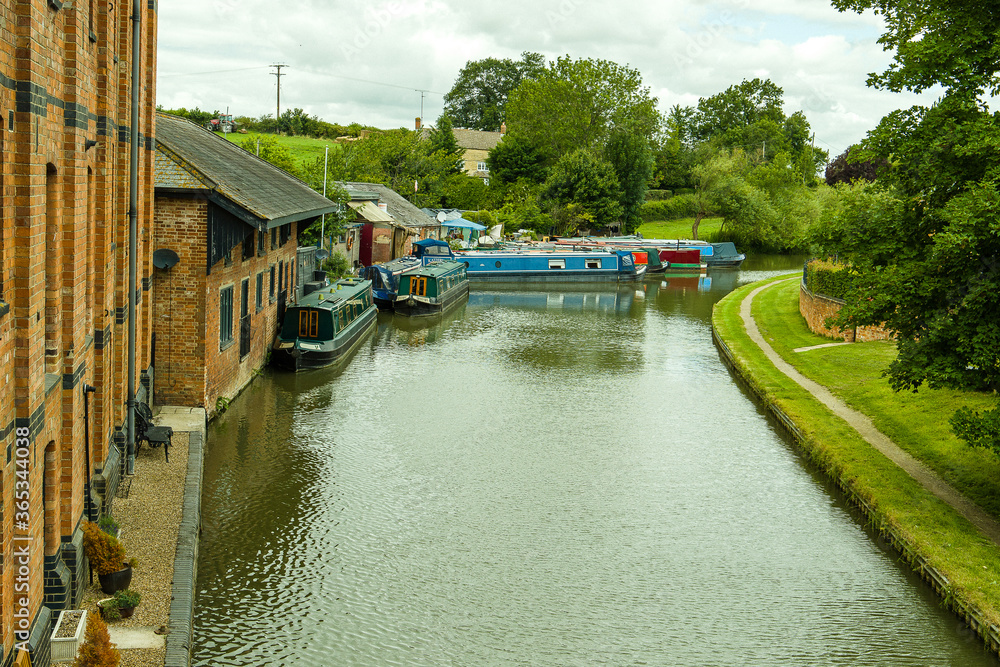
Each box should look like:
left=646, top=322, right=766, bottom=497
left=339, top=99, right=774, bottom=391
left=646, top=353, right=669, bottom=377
left=68, top=432, right=189, bottom=667
left=742, top=278, right=1000, bottom=545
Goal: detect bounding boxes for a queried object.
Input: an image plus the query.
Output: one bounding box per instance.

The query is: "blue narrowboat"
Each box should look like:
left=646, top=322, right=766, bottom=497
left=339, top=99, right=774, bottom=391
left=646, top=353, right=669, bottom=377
left=456, top=248, right=646, bottom=282
left=360, top=256, right=421, bottom=310
left=271, top=278, right=377, bottom=371
left=394, top=260, right=470, bottom=317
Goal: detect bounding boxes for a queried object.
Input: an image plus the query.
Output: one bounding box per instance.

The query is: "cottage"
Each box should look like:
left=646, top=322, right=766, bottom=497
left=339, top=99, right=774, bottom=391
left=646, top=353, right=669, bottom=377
left=153, top=113, right=339, bottom=414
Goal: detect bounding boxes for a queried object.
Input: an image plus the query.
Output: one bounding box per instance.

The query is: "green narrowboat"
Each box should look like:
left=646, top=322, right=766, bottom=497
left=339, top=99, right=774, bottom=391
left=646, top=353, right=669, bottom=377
left=393, top=260, right=470, bottom=317
left=271, top=278, right=377, bottom=371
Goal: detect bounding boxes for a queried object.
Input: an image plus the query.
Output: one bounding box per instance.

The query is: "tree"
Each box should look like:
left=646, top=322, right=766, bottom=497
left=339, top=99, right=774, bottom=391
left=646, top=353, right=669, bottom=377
left=428, top=114, right=462, bottom=167
left=443, top=52, right=545, bottom=131
left=73, top=613, right=120, bottom=667
left=693, top=78, right=784, bottom=143
left=831, top=0, right=1000, bottom=451
left=541, top=149, right=623, bottom=234
left=505, top=56, right=661, bottom=164
left=824, top=146, right=889, bottom=186
left=605, top=131, right=654, bottom=234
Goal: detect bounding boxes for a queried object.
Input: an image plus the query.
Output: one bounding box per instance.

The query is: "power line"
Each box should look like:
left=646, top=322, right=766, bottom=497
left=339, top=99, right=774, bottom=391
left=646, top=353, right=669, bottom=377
left=159, top=65, right=269, bottom=77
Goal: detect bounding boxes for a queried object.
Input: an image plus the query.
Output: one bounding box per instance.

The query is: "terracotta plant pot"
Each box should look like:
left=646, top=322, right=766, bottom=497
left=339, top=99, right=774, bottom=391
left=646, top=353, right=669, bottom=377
left=98, top=563, right=133, bottom=595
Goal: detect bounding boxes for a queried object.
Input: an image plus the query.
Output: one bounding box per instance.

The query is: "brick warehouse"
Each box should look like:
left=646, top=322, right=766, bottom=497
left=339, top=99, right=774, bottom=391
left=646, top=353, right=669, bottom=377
left=153, top=112, right=339, bottom=416
left=1, top=1, right=157, bottom=665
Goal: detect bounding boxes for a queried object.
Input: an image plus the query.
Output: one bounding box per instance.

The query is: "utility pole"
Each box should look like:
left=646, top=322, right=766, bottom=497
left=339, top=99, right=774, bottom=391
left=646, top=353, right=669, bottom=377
left=271, top=64, right=288, bottom=122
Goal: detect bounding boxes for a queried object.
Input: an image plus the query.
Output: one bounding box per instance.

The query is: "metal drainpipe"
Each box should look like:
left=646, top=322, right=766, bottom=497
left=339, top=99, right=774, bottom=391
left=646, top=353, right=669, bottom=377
left=83, top=384, right=97, bottom=520
left=126, top=0, right=141, bottom=476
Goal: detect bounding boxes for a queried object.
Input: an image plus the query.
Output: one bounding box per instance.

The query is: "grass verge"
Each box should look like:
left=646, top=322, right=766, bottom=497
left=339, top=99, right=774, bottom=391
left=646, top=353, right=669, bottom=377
left=714, top=275, right=1000, bottom=636
left=636, top=217, right=722, bottom=240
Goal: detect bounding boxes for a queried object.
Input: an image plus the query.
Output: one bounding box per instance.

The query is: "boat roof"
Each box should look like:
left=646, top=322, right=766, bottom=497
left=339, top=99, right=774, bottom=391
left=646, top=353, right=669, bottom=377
left=406, top=260, right=466, bottom=277
left=293, top=278, right=371, bottom=310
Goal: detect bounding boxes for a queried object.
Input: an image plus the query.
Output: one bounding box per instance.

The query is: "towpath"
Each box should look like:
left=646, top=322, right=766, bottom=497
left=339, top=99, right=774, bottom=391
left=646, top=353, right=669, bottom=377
left=742, top=278, right=1000, bottom=547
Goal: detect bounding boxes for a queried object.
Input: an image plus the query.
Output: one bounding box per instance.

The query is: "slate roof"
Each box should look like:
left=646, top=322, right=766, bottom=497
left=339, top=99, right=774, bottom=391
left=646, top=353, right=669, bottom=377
left=155, top=112, right=338, bottom=229
left=339, top=181, right=437, bottom=229
left=418, top=127, right=504, bottom=151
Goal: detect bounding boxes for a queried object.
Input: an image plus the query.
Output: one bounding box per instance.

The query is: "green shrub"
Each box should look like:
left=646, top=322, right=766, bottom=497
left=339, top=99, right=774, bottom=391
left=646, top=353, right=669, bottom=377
left=639, top=194, right=698, bottom=222
left=645, top=189, right=673, bottom=201
left=320, top=251, right=350, bottom=279
left=806, top=259, right=854, bottom=299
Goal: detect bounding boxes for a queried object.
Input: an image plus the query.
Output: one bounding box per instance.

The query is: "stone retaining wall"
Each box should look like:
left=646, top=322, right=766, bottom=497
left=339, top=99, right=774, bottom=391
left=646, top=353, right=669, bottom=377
left=799, top=280, right=891, bottom=343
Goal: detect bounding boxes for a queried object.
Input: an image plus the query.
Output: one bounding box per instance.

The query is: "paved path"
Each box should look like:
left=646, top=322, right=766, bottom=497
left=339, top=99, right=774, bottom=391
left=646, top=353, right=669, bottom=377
left=743, top=278, right=1000, bottom=546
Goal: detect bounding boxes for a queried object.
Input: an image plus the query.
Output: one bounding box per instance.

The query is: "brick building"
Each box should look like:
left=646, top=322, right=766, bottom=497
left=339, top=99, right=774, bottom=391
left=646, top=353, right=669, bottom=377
left=1, top=1, right=158, bottom=665
left=337, top=181, right=438, bottom=269
left=153, top=113, right=338, bottom=415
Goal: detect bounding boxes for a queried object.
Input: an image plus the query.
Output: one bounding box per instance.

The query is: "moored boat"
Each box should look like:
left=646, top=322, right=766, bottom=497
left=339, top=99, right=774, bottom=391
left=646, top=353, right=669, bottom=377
left=457, top=248, right=646, bottom=282
left=360, top=256, right=420, bottom=310
left=271, top=278, right=377, bottom=371
left=394, top=260, right=470, bottom=317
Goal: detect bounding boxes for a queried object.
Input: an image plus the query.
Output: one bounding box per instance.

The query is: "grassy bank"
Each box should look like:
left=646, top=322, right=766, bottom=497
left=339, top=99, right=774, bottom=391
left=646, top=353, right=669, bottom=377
left=636, top=216, right=723, bottom=240
left=713, top=275, right=1000, bottom=634
left=222, top=132, right=340, bottom=170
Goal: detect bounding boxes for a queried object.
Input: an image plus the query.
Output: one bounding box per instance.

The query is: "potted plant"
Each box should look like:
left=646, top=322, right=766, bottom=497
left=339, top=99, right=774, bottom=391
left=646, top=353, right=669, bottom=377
left=112, top=589, right=141, bottom=619
left=72, top=613, right=120, bottom=667
left=82, top=521, right=132, bottom=594
left=97, top=515, right=120, bottom=538
left=96, top=598, right=120, bottom=622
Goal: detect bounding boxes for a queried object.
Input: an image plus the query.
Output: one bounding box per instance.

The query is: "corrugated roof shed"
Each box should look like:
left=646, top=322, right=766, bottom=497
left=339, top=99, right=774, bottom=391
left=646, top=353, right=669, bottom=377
left=155, top=112, right=338, bottom=229
left=340, top=181, right=437, bottom=229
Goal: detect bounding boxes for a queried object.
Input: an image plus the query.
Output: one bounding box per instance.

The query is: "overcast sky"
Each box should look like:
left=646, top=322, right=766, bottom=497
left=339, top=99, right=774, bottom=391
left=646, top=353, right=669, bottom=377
left=156, top=0, right=941, bottom=160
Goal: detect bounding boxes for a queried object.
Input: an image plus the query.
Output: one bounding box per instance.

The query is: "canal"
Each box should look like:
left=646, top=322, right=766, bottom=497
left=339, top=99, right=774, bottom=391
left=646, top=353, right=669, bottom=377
left=192, top=256, right=997, bottom=666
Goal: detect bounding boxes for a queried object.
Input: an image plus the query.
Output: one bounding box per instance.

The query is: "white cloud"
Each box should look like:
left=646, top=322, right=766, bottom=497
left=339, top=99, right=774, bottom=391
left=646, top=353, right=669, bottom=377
left=156, top=0, right=931, bottom=158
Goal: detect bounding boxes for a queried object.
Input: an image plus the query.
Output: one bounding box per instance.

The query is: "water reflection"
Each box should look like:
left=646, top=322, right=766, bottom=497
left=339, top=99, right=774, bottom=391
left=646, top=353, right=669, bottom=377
left=193, top=255, right=997, bottom=667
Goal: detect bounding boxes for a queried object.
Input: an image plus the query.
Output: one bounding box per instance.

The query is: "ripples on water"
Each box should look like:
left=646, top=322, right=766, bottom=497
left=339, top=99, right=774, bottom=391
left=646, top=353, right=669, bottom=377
left=194, top=258, right=997, bottom=666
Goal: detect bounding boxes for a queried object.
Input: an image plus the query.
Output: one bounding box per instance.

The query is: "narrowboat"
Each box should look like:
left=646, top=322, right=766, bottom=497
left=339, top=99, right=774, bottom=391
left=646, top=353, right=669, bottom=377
left=360, top=256, right=420, bottom=310
left=271, top=278, right=377, bottom=371
left=456, top=248, right=646, bottom=282
left=394, top=260, right=470, bottom=317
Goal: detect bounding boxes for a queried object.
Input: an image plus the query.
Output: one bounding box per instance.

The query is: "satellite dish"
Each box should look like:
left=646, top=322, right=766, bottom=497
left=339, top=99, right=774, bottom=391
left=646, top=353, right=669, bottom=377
left=316, top=249, right=330, bottom=261
left=152, top=248, right=179, bottom=269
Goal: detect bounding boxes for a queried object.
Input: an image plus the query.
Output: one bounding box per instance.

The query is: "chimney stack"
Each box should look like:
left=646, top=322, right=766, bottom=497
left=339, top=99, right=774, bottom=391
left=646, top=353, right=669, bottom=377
left=500, top=122, right=506, bottom=135
left=415, top=117, right=421, bottom=130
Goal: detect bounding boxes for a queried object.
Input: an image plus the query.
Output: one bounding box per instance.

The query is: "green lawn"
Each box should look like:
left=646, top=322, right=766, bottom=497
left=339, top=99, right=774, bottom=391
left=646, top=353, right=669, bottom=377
left=714, top=276, right=1000, bottom=629
left=222, top=132, right=341, bottom=170
left=636, top=216, right=722, bottom=240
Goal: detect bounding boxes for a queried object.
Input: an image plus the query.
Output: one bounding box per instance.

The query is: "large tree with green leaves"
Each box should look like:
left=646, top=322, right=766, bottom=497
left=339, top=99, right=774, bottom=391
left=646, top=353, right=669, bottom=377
left=504, top=56, right=661, bottom=164
left=541, top=149, right=623, bottom=235
left=828, top=0, right=1000, bottom=451
left=443, top=52, right=545, bottom=131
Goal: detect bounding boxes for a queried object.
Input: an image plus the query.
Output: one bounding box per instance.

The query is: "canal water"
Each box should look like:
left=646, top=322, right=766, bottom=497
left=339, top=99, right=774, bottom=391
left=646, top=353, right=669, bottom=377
left=192, top=256, right=997, bottom=666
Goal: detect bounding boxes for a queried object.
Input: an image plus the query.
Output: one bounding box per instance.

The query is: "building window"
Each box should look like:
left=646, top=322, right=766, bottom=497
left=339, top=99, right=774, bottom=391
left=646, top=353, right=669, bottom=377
left=256, top=272, right=264, bottom=312
left=220, top=285, right=234, bottom=348
left=243, top=231, right=254, bottom=260
left=269, top=265, right=275, bottom=301
left=477, top=162, right=489, bottom=173
left=258, top=229, right=266, bottom=257
left=271, top=227, right=277, bottom=250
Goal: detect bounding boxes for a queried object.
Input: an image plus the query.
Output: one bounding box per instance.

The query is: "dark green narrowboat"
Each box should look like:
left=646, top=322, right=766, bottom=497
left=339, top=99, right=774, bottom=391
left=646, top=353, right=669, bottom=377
left=393, top=260, right=470, bottom=317
left=271, top=278, right=377, bottom=371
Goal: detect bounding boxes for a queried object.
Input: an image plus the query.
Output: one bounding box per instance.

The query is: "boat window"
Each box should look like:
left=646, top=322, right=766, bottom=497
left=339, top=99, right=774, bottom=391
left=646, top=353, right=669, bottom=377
left=495, top=261, right=502, bottom=268
left=413, top=277, right=427, bottom=296
left=298, top=310, right=319, bottom=338
left=339, top=308, right=347, bottom=330
left=586, top=259, right=601, bottom=269
left=549, top=259, right=566, bottom=269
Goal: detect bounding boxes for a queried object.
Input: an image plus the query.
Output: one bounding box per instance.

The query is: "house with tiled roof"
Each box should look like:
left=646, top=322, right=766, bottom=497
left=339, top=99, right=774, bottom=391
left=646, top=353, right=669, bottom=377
left=419, top=125, right=505, bottom=180
left=153, top=112, right=339, bottom=413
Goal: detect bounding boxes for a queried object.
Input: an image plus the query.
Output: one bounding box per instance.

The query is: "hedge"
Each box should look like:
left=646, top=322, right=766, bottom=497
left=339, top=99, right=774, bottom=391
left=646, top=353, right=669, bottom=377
left=639, top=194, right=698, bottom=222
left=806, top=259, right=854, bottom=300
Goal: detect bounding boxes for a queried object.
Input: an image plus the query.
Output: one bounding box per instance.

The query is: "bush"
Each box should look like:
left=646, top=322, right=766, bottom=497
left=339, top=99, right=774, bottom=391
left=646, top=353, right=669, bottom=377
left=73, top=614, right=120, bottom=667
left=645, top=189, right=673, bottom=201
left=320, top=252, right=350, bottom=280
left=806, top=259, right=854, bottom=299
left=82, top=522, right=127, bottom=576
left=113, top=589, right=141, bottom=609
left=639, top=194, right=698, bottom=222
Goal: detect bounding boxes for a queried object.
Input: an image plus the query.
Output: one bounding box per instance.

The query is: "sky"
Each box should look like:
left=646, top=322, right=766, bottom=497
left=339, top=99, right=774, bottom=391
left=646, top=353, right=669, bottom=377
left=155, top=0, right=941, bottom=161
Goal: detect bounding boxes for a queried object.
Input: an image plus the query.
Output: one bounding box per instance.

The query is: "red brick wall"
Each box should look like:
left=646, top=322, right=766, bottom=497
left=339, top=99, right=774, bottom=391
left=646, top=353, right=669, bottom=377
left=152, top=196, right=208, bottom=407
left=153, top=197, right=299, bottom=415
left=799, top=282, right=891, bottom=343
left=1, top=0, right=158, bottom=652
